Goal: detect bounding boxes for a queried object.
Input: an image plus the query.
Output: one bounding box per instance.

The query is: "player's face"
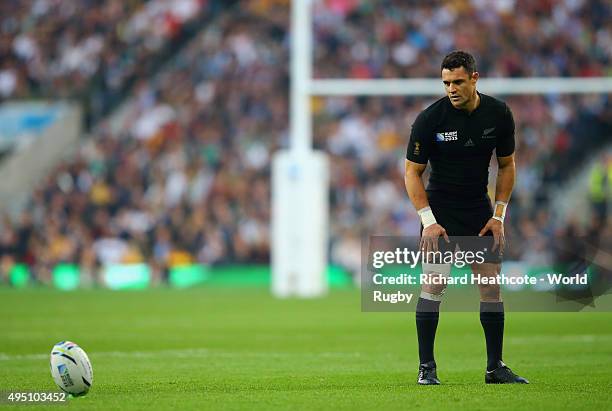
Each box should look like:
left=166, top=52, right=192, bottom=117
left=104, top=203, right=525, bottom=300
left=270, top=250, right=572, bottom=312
left=442, top=67, right=479, bottom=109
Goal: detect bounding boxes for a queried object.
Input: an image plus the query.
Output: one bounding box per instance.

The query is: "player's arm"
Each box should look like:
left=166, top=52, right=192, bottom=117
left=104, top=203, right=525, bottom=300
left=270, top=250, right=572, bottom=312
left=479, top=154, right=514, bottom=251
left=405, top=112, right=433, bottom=212
left=405, top=114, right=449, bottom=253
left=493, top=154, right=515, bottom=211
left=479, top=105, right=516, bottom=251
left=405, top=160, right=449, bottom=253
left=404, top=160, right=429, bottom=210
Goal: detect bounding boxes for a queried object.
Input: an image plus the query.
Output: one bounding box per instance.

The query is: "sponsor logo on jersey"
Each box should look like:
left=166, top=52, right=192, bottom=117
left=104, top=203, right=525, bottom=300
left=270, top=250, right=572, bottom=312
left=436, top=131, right=458, bottom=142
left=464, top=138, right=475, bottom=147
left=482, top=127, right=496, bottom=138
left=413, top=142, right=420, bottom=155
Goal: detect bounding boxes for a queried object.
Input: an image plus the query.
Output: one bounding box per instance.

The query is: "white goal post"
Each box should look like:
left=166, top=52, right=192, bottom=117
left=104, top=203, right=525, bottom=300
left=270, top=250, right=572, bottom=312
left=271, top=0, right=612, bottom=298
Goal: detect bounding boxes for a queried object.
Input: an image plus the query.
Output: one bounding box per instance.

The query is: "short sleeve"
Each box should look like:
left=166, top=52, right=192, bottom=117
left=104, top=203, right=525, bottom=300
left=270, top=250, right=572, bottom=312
left=406, top=112, right=432, bottom=164
left=496, top=105, right=515, bottom=157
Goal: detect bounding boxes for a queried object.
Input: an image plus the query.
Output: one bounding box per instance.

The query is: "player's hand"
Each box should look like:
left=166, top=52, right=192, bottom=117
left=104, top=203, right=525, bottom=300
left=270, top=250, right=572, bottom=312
left=478, top=218, right=505, bottom=253
left=420, top=224, right=450, bottom=260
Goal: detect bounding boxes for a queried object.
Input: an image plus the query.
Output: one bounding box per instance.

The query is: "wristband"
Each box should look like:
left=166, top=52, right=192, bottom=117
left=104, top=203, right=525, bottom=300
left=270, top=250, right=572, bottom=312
left=493, top=201, right=508, bottom=222
left=417, top=206, right=437, bottom=228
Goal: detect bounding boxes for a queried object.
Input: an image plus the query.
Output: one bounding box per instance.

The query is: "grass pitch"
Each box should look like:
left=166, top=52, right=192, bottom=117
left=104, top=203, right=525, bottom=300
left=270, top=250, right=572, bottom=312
left=1, top=288, right=611, bottom=410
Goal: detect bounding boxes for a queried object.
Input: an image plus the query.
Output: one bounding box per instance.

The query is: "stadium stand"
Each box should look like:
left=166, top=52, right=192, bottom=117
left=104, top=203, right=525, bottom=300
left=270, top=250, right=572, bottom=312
left=0, top=0, right=610, bottom=283
left=0, top=0, right=220, bottom=124
left=313, top=0, right=611, bottom=78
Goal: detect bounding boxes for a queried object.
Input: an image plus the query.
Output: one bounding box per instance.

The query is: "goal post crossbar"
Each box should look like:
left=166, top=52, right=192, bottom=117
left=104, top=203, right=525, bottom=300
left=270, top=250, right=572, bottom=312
left=309, top=77, right=612, bottom=96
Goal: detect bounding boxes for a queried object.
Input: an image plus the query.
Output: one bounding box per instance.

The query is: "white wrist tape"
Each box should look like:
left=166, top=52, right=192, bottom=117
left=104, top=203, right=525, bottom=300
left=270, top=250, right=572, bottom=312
left=417, top=206, right=437, bottom=228
left=493, top=201, right=508, bottom=222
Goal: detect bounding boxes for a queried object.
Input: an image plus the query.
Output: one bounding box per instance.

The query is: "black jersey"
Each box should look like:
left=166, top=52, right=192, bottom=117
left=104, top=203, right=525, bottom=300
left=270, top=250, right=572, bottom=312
left=406, top=92, right=515, bottom=208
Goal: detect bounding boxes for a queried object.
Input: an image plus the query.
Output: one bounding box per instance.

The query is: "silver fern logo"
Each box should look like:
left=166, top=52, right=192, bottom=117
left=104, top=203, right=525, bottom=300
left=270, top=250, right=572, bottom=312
left=482, top=127, right=496, bottom=138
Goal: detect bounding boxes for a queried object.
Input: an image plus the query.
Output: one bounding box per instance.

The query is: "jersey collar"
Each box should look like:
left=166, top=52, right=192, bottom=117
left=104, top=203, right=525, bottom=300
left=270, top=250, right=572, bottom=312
left=447, top=91, right=482, bottom=116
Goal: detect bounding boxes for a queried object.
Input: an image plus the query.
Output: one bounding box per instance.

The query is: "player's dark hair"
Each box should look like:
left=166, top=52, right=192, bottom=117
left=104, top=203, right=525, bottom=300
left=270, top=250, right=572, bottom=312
left=441, top=51, right=477, bottom=76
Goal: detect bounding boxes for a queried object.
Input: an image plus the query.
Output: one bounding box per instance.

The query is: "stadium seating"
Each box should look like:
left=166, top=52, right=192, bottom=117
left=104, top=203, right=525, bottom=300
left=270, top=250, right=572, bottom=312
left=0, top=0, right=212, bottom=124
left=0, top=0, right=610, bottom=283
left=313, top=0, right=611, bottom=78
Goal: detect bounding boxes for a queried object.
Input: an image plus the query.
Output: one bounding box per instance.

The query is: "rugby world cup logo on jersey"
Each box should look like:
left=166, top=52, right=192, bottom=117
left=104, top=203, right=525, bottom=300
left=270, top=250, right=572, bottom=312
left=436, top=131, right=458, bottom=142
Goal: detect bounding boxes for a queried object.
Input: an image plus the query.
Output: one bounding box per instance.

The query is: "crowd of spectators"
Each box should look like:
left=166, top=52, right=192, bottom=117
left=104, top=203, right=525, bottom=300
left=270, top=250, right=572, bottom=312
left=1, top=2, right=286, bottom=283
left=316, top=94, right=611, bottom=269
left=0, top=0, right=610, bottom=284
left=2, top=0, right=610, bottom=102
left=313, top=0, right=611, bottom=78
left=0, top=0, right=211, bottom=122
left=589, top=152, right=612, bottom=221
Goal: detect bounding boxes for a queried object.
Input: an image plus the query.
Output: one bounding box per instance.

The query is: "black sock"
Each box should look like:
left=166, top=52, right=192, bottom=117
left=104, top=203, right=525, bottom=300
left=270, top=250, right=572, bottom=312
left=416, top=297, right=441, bottom=365
left=480, top=301, right=504, bottom=371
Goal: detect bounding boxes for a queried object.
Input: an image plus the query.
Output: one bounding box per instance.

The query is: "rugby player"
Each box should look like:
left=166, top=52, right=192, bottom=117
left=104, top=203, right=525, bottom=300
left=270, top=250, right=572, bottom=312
left=404, top=50, right=529, bottom=385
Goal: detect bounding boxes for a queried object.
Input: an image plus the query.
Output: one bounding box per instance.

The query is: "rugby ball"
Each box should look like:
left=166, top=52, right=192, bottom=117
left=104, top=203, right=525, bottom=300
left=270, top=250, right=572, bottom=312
left=50, top=341, right=93, bottom=396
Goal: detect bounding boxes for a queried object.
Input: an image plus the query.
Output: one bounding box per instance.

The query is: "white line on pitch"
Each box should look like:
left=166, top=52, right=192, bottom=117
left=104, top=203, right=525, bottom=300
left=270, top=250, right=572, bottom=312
left=0, top=348, right=364, bottom=362
left=506, top=335, right=611, bottom=344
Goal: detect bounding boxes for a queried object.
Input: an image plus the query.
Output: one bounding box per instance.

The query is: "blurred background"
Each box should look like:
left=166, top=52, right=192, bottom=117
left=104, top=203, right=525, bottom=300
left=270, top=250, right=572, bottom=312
left=0, top=0, right=610, bottom=291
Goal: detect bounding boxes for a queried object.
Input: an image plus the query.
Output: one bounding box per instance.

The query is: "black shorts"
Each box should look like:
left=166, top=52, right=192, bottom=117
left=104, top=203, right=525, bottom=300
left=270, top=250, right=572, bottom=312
left=430, top=202, right=492, bottom=236
left=421, top=202, right=502, bottom=263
